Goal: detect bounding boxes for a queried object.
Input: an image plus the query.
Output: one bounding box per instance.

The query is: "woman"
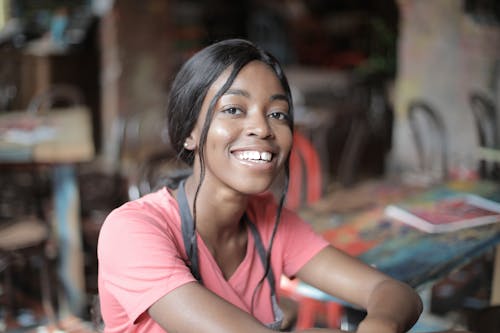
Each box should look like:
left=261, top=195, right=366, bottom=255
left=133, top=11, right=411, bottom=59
left=98, top=39, right=425, bottom=333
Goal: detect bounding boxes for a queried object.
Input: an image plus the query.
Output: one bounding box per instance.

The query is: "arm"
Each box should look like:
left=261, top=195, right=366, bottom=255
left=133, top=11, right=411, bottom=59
left=149, top=281, right=346, bottom=333
left=149, top=282, right=270, bottom=333
left=296, top=246, right=423, bottom=333
left=149, top=282, right=472, bottom=333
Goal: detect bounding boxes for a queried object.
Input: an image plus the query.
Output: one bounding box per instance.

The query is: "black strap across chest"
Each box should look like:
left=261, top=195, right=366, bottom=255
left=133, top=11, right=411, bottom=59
left=176, top=180, right=276, bottom=293
left=177, top=180, right=202, bottom=282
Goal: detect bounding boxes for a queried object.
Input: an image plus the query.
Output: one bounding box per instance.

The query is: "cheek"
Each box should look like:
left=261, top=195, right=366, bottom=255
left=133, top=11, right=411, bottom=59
left=207, top=123, right=235, bottom=148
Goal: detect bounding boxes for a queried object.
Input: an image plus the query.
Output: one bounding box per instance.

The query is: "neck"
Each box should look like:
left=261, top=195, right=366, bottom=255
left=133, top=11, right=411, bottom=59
left=183, top=176, right=248, bottom=242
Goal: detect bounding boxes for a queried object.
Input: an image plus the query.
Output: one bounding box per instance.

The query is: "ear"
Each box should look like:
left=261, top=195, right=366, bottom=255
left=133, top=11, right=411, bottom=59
left=183, top=134, right=197, bottom=151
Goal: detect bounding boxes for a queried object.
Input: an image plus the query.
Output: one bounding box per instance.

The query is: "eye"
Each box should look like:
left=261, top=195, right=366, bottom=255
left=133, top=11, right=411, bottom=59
left=222, top=107, right=243, bottom=115
left=268, top=111, right=289, bottom=121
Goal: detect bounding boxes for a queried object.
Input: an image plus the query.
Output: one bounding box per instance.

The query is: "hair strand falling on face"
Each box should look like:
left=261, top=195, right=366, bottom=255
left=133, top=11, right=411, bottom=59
left=166, top=39, right=295, bottom=310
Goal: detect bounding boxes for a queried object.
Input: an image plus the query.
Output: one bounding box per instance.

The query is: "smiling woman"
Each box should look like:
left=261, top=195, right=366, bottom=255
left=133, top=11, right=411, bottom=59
left=185, top=60, right=293, bottom=196
left=96, top=39, right=433, bottom=333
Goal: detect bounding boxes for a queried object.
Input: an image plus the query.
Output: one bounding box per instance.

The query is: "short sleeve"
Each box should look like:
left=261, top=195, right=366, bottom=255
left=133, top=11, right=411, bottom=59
left=98, top=199, right=196, bottom=324
left=278, top=207, right=330, bottom=277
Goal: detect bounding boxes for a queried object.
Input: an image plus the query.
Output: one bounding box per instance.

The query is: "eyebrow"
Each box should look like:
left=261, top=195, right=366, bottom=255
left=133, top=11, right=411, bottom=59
left=224, top=89, right=288, bottom=103
left=270, top=94, right=288, bottom=102
left=225, top=89, right=250, bottom=98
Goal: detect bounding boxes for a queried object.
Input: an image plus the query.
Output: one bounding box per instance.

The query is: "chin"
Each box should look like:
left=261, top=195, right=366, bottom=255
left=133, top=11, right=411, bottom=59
left=232, top=177, right=274, bottom=195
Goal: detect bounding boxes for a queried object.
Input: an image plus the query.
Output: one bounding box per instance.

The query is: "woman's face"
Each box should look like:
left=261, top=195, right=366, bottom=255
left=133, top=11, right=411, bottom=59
left=188, top=60, right=293, bottom=195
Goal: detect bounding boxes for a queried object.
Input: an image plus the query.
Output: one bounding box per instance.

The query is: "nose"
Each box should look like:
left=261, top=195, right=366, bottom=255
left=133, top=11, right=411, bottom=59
left=245, top=112, right=273, bottom=139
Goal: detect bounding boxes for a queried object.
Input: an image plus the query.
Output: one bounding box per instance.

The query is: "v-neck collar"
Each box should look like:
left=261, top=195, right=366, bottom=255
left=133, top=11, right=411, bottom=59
left=195, top=223, right=253, bottom=283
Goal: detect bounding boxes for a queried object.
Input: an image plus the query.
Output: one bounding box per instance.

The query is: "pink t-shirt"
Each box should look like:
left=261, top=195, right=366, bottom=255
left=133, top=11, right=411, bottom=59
left=98, top=188, right=329, bottom=333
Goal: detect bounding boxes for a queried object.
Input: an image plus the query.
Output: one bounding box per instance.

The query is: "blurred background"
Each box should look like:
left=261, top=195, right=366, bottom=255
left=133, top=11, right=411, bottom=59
left=0, top=0, right=499, bottom=332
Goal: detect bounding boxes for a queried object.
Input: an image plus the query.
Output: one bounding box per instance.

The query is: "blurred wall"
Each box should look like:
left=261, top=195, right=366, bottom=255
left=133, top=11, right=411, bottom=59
left=99, top=0, right=174, bottom=168
left=391, top=0, right=500, bottom=176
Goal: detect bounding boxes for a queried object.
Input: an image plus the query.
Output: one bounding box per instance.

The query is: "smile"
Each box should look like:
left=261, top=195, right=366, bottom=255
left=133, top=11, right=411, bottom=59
left=233, top=150, right=273, bottom=163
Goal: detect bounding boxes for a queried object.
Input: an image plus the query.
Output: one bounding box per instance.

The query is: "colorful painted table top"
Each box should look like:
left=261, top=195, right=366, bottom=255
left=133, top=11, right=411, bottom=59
left=297, top=179, right=500, bottom=299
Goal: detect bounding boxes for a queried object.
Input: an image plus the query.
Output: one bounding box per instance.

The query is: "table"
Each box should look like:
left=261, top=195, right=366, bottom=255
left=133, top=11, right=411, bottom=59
left=477, top=147, right=500, bottom=163
left=475, top=147, right=500, bottom=304
left=295, top=179, right=500, bottom=302
left=0, top=106, right=94, bottom=317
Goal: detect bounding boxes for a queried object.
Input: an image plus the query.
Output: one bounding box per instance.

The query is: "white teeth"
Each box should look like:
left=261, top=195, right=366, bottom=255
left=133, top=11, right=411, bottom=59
left=245, top=151, right=260, bottom=160
left=235, top=150, right=272, bottom=162
left=260, top=152, right=272, bottom=161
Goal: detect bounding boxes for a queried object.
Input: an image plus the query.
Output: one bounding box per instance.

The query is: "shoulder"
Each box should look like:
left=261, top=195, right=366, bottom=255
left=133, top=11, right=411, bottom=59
left=108, top=187, right=177, bottom=220
left=98, top=187, right=181, bottom=245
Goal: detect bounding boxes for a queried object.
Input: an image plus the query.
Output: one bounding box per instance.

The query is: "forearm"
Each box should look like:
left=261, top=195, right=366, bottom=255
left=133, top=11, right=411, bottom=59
left=358, top=279, right=423, bottom=333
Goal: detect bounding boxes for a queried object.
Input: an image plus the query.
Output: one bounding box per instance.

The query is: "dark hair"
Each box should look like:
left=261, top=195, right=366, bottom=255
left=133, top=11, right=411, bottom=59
left=167, top=38, right=294, bottom=165
left=166, top=39, right=294, bottom=312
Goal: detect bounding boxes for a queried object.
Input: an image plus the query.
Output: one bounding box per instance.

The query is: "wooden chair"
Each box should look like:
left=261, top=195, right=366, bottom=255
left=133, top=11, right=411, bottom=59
left=0, top=85, right=86, bottom=328
left=0, top=167, right=57, bottom=328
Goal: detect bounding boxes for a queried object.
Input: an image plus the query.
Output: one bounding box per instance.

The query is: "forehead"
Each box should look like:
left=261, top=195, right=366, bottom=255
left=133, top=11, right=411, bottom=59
left=193, top=60, right=290, bottom=133
left=209, top=60, right=284, bottom=96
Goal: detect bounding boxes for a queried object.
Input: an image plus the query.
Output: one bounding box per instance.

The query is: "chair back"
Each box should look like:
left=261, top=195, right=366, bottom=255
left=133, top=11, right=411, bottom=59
left=127, top=152, right=191, bottom=200
left=286, top=130, right=322, bottom=210
left=470, top=92, right=499, bottom=179
left=27, top=84, right=84, bottom=113
left=408, top=99, right=448, bottom=183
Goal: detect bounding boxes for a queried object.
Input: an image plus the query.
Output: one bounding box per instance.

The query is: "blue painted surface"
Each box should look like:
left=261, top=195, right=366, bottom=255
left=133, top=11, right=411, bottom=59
left=0, top=146, right=33, bottom=162
left=53, top=164, right=86, bottom=317
left=359, top=183, right=500, bottom=288
left=294, top=180, right=500, bottom=319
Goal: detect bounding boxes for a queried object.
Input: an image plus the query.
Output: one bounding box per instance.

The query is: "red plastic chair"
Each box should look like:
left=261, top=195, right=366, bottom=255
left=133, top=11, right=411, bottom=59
left=281, top=130, right=343, bottom=329
left=286, top=130, right=323, bottom=210
left=279, top=276, right=343, bottom=329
